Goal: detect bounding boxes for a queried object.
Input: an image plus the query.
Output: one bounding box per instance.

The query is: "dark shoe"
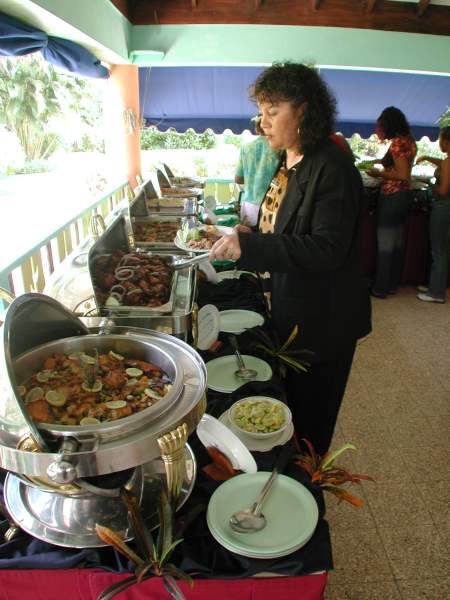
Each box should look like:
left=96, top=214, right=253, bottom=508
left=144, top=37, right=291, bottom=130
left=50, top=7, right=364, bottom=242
left=370, top=288, right=387, bottom=299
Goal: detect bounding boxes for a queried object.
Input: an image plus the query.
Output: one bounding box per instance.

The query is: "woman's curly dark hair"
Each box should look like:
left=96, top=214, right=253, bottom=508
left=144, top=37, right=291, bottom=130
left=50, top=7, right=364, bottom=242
left=250, top=62, right=336, bottom=154
left=377, top=106, right=411, bottom=139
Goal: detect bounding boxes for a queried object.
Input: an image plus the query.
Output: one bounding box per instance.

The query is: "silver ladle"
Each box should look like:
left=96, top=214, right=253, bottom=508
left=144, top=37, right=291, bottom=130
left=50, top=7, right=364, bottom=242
left=229, top=443, right=293, bottom=534
left=228, top=335, right=257, bottom=380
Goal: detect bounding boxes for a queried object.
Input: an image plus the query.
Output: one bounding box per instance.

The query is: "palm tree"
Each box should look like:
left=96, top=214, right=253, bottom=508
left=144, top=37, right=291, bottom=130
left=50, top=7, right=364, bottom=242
left=0, top=56, right=64, bottom=161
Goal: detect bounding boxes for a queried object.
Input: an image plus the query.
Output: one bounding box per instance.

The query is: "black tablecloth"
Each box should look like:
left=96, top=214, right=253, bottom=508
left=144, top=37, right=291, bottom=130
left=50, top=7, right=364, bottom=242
left=0, top=274, right=333, bottom=578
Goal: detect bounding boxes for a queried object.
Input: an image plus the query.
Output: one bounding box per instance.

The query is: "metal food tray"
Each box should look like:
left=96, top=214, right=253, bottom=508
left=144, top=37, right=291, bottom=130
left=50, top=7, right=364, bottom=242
left=88, top=215, right=179, bottom=315
left=146, top=196, right=198, bottom=216
left=160, top=187, right=203, bottom=198
left=131, top=215, right=197, bottom=249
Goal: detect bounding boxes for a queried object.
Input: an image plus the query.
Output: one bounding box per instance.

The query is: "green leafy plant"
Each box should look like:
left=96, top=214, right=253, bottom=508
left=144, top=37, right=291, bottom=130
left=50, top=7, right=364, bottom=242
left=140, top=126, right=217, bottom=151
left=295, top=439, right=374, bottom=507
left=95, top=486, right=192, bottom=600
left=248, top=324, right=314, bottom=377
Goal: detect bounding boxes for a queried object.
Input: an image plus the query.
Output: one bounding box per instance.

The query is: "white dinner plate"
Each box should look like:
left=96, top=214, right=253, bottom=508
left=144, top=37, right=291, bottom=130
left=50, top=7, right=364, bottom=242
left=219, top=309, right=264, bottom=334
left=218, top=410, right=294, bottom=452
left=174, top=225, right=233, bottom=254
left=207, top=473, right=319, bottom=558
left=196, top=414, right=257, bottom=473
left=206, top=355, right=272, bottom=393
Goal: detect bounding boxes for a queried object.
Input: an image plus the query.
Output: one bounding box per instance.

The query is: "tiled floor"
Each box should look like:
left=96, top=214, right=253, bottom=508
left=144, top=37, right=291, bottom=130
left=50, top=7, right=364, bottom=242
left=324, top=286, right=450, bottom=600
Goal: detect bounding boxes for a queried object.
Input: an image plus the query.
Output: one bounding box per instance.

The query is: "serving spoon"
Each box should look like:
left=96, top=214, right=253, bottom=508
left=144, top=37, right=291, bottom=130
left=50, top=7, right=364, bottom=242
left=229, top=444, right=293, bottom=534
left=228, top=335, right=257, bottom=380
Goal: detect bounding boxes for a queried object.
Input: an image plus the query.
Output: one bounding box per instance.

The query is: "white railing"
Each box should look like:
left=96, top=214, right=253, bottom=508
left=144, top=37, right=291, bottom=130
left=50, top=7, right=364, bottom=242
left=0, top=182, right=132, bottom=305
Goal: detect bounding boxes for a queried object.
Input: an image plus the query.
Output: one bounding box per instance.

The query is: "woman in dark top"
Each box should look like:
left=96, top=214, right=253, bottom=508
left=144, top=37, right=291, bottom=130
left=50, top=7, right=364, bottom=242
left=366, top=107, right=417, bottom=298
left=210, top=63, right=371, bottom=455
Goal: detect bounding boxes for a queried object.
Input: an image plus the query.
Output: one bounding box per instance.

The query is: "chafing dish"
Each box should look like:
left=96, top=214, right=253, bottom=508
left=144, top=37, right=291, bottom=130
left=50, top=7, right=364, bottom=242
left=131, top=186, right=199, bottom=217
left=0, top=294, right=206, bottom=546
left=131, top=214, right=197, bottom=249
left=146, top=195, right=199, bottom=216
left=86, top=214, right=197, bottom=338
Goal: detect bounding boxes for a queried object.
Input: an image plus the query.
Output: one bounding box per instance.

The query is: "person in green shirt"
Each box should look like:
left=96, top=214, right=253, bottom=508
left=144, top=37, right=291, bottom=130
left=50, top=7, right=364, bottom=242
left=235, top=117, right=280, bottom=226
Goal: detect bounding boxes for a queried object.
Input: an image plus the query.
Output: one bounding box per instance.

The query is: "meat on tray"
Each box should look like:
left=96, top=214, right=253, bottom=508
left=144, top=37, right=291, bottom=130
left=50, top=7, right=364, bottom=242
left=93, top=250, right=173, bottom=308
left=134, top=221, right=180, bottom=243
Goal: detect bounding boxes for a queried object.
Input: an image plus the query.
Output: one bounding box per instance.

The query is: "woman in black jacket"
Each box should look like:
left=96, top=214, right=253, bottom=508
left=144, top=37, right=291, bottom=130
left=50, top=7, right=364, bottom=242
left=210, top=63, right=371, bottom=455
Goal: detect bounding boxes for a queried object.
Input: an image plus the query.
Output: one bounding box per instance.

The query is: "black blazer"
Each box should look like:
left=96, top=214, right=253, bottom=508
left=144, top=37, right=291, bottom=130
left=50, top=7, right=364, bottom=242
left=237, top=139, right=372, bottom=362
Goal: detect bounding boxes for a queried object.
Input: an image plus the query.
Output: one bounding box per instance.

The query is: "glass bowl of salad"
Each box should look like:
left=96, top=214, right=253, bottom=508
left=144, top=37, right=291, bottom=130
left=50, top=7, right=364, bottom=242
left=228, top=396, right=292, bottom=440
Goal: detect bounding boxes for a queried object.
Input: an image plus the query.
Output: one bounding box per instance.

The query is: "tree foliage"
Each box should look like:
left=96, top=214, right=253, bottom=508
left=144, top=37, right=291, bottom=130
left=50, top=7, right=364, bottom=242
left=140, top=126, right=217, bottom=150
left=439, top=106, right=450, bottom=128
left=0, top=55, right=103, bottom=161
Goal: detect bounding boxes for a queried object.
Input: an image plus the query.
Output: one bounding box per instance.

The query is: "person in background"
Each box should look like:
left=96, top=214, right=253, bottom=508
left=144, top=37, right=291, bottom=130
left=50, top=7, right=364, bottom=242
left=415, top=126, right=450, bottom=303
left=211, top=62, right=371, bottom=456
left=366, top=106, right=417, bottom=298
left=235, top=116, right=280, bottom=226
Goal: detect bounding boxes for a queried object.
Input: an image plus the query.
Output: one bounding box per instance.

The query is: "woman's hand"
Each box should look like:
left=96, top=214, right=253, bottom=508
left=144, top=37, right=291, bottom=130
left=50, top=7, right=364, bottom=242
left=209, top=232, right=242, bottom=262
left=234, top=224, right=252, bottom=234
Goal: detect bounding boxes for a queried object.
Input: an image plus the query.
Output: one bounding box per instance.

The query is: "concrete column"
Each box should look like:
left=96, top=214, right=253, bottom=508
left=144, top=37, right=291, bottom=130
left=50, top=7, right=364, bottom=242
left=104, top=64, right=141, bottom=188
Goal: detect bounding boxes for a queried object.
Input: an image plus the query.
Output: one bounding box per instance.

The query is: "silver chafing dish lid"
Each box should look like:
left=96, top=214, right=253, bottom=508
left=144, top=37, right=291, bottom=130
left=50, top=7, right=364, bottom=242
left=0, top=294, right=89, bottom=449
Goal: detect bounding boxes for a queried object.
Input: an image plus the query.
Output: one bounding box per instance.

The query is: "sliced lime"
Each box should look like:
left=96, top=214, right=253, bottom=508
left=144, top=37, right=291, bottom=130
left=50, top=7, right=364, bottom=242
left=26, top=387, right=44, bottom=403
left=109, top=350, right=124, bottom=361
left=68, top=352, right=84, bottom=360
left=105, top=400, right=127, bottom=409
left=17, top=385, right=27, bottom=397
left=36, top=370, right=52, bottom=383
left=126, top=368, right=143, bottom=378
left=45, top=390, right=66, bottom=407
left=144, top=388, right=162, bottom=400
left=81, top=381, right=103, bottom=393
left=80, top=417, right=101, bottom=426
left=81, top=354, right=97, bottom=365
left=125, top=378, right=138, bottom=386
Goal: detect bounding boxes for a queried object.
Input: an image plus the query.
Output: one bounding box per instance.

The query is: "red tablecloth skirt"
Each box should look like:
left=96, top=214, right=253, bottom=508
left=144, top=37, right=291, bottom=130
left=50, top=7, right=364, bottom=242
left=0, top=569, right=327, bottom=600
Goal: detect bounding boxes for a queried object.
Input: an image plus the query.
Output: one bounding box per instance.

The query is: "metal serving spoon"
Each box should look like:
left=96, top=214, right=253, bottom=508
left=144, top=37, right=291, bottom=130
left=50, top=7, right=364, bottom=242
left=228, top=335, right=257, bottom=380
left=229, top=444, right=293, bottom=534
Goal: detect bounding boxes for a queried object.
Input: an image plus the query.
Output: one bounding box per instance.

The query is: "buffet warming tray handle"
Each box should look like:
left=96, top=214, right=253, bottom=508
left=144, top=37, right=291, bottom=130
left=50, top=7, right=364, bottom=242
left=157, top=423, right=188, bottom=507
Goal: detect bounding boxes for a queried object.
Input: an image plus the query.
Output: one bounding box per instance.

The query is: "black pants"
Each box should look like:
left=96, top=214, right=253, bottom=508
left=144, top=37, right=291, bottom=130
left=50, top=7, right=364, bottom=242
left=285, top=342, right=356, bottom=457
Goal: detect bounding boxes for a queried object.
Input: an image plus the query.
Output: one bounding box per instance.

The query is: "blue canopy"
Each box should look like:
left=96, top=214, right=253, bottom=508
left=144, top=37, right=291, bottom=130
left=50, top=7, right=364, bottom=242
left=0, top=12, right=109, bottom=79
left=140, top=66, right=449, bottom=140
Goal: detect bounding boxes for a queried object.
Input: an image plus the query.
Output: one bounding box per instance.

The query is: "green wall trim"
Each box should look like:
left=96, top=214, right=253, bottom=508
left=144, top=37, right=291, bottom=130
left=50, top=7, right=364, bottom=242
left=25, top=0, right=131, bottom=62
left=131, top=24, right=450, bottom=74
left=2, top=5, right=448, bottom=74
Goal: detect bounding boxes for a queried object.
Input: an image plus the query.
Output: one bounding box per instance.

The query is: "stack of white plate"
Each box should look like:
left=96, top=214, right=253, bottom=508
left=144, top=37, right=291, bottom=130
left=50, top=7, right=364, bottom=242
left=219, top=309, right=264, bottom=334
left=207, top=473, right=319, bottom=559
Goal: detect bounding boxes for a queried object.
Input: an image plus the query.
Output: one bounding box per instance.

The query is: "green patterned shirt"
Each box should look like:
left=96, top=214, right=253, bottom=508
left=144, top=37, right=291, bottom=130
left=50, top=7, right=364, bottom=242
left=235, top=136, right=280, bottom=206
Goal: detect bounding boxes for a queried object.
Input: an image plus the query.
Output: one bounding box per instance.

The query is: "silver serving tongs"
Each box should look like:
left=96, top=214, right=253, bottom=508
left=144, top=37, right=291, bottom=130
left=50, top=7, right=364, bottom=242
left=171, top=252, right=211, bottom=270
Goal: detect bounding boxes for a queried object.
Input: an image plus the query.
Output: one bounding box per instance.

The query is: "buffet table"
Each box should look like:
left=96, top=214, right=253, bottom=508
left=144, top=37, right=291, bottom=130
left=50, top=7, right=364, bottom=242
left=0, top=274, right=331, bottom=600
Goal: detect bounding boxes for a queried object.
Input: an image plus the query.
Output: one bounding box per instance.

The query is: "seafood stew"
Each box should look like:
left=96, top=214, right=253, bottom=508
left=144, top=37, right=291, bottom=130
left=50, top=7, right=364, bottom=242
left=92, top=250, right=174, bottom=308
left=20, top=350, right=172, bottom=426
